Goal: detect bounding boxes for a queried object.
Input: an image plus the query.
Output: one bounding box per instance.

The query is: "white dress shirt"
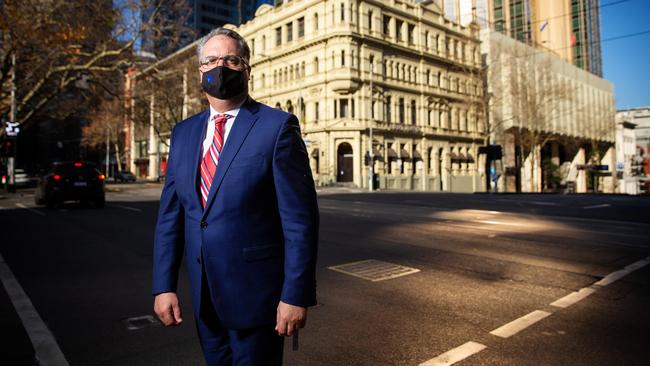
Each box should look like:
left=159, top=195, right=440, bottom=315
left=202, top=103, right=243, bottom=158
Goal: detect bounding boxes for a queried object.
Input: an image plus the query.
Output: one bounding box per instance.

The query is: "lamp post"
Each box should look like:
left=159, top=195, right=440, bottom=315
left=368, top=61, right=374, bottom=192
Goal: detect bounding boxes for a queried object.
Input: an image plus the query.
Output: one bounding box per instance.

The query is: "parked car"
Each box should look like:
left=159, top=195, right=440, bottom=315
left=34, top=162, right=105, bottom=208
left=115, top=170, right=136, bottom=183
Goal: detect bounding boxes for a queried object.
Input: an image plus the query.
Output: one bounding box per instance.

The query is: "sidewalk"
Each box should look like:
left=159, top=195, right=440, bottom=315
left=0, top=279, right=37, bottom=365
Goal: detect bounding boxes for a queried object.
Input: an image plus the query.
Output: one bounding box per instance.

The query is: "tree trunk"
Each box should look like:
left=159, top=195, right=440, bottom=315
left=114, top=142, right=122, bottom=172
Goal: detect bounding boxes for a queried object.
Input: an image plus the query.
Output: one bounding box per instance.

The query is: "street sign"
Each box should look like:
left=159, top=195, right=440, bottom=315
left=5, top=121, right=19, bottom=137
left=577, top=164, right=609, bottom=171
left=616, top=162, right=624, bottom=171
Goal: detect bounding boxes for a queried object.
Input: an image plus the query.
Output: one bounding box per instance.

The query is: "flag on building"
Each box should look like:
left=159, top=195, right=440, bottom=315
left=539, top=20, right=549, bottom=32
left=570, top=32, right=577, bottom=46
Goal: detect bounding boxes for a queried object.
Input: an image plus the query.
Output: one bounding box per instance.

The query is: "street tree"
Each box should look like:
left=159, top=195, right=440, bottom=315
left=488, top=39, right=575, bottom=192
left=82, top=98, right=125, bottom=173
left=0, top=0, right=193, bottom=133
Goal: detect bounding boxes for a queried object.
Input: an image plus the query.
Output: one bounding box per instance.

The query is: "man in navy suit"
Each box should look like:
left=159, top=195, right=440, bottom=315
left=152, top=27, right=319, bottom=366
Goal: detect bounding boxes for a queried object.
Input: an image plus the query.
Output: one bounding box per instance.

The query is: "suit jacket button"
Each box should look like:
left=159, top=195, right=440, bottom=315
left=200, top=221, right=207, bottom=229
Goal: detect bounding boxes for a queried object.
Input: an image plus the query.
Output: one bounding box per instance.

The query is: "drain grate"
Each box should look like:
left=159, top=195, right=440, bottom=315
left=328, top=259, right=420, bottom=282
left=122, top=315, right=160, bottom=330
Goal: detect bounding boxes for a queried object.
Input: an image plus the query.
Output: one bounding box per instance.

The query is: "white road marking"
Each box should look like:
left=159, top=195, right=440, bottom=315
left=530, top=201, right=559, bottom=206
left=419, top=341, right=487, bottom=366
left=0, top=253, right=70, bottom=366
left=489, top=310, right=551, bottom=338
left=593, top=258, right=650, bottom=286
left=107, top=204, right=142, bottom=212
left=583, top=204, right=611, bottom=210
left=15, top=203, right=46, bottom=216
left=476, top=220, right=506, bottom=225
left=550, top=287, right=597, bottom=308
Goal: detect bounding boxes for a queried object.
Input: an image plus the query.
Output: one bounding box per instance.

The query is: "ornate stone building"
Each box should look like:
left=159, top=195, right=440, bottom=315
left=126, top=0, right=487, bottom=191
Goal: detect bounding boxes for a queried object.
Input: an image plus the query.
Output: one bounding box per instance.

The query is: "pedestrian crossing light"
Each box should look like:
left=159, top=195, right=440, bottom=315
left=1, top=138, right=14, bottom=156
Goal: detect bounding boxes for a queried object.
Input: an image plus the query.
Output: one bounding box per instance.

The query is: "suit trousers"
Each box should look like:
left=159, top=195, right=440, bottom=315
left=196, top=263, right=284, bottom=366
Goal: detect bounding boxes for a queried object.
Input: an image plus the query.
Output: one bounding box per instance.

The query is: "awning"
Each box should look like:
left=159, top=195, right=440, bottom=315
left=387, top=148, right=398, bottom=158
left=458, top=153, right=467, bottom=162
left=400, top=149, right=410, bottom=159
left=449, top=152, right=459, bottom=161
left=372, top=148, right=382, bottom=157
left=412, top=150, right=422, bottom=160
left=311, top=148, right=319, bottom=158
left=466, top=153, right=475, bottom=163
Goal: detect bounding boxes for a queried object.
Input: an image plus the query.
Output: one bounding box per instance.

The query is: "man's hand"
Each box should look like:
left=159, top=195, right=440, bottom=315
left=154, top=292, right=183, bottom=326
left=275, top=301, right=307, bottom=337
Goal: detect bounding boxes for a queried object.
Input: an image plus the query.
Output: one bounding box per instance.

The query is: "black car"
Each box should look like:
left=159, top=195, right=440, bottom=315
left=34, top=162, right=105, bottom=208
left=115, top=170, right=136, bottom=183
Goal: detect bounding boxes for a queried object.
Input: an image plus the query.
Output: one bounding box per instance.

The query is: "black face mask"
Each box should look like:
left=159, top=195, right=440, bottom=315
left=201, top=66, right=246, bottom=100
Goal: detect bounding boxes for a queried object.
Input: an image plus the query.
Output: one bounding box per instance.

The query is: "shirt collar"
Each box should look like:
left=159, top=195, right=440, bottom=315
left=208, top=99, right=246, bottom=121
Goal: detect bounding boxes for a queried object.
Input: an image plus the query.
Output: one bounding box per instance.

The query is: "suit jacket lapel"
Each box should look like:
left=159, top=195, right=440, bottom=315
left=202, top=98, right=260, bottom=217
left=190, top=110, right=210, bottom=210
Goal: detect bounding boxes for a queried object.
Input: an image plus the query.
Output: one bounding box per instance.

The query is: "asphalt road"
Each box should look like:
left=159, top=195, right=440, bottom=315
left=1, top=185, right=649, bottom=366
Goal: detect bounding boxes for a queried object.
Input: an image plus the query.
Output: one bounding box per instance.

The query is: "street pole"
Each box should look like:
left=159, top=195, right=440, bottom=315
left=368, top=61, right=374, bottom=192
left=10, top=54, right=16, bottom=126
left=10, top=53, right=17, bottom=187
left=105, top=129, right=110, bottom=179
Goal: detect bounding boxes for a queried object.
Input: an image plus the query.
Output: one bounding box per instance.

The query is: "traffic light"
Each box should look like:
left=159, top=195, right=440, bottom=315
left=1, top=138, right=14, bottom=157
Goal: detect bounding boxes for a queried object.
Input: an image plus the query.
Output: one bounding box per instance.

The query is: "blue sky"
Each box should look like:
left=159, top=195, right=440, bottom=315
left=601, top=0, right=650, bottom=110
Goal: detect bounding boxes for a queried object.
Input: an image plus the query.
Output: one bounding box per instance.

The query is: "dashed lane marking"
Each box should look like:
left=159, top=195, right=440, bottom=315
left=593, top=257, right=650, bottom=287
left=530, top=201, right=559, bottom=206
left=418, top=256, right=650, bottom=365
left=15, top=203, right=46, bottom=216
left=550, top=287, right=597, bottom=308
left=418, top=341, right=487, bottom=366
left=0, top=253, right=70, bottom=366
left=107, top=204, right=142, bottom=212
left=583, top=204, right=611, bottom=209
left=489, top=310, right=552, bottom=338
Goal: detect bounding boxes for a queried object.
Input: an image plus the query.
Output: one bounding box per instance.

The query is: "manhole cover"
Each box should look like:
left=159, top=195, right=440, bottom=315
left=328, top=259, right=420, bottom=282
left=122, top=315, right=160, bottom=330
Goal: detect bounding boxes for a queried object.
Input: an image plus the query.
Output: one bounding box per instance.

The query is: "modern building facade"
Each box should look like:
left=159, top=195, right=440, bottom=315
left=482, top=29, right=615, bottom=193
left=125, top=0, right=488, bottom=192
left=188, top=0, right=275, bottom=36
left=142, top=0, right=274, bottom=57
left=614, top=117, right=638, bottom=194
left=443, top=0, right=603, bottom=76
left=616, top=107, right=650, bottom=193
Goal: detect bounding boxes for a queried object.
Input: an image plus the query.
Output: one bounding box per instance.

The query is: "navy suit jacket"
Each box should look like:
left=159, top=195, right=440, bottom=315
left=152, top=98, right=319, bottom=329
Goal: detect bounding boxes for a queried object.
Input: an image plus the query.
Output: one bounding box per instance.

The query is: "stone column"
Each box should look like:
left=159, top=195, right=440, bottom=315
left=147, top=94, right=159, bottom=181
left=129, top=95, right=136, bottom=175
left=575, top=148, right=587, bottom=193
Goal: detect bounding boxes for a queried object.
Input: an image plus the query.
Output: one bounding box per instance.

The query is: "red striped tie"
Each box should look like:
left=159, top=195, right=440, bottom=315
left=199, top=114, right=230, bottom=208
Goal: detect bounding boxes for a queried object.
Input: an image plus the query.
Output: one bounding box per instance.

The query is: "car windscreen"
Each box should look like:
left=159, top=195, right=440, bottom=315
left=54, top=165, right=99, bottom=178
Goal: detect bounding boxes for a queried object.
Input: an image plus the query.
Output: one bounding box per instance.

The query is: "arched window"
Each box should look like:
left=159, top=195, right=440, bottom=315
left=314, top=57, right=319, bottom=73
left=313, top=13, right=319, bottom=31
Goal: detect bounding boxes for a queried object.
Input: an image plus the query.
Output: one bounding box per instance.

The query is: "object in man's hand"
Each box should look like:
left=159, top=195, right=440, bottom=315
left=292, top=329, right=299, bottom=351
